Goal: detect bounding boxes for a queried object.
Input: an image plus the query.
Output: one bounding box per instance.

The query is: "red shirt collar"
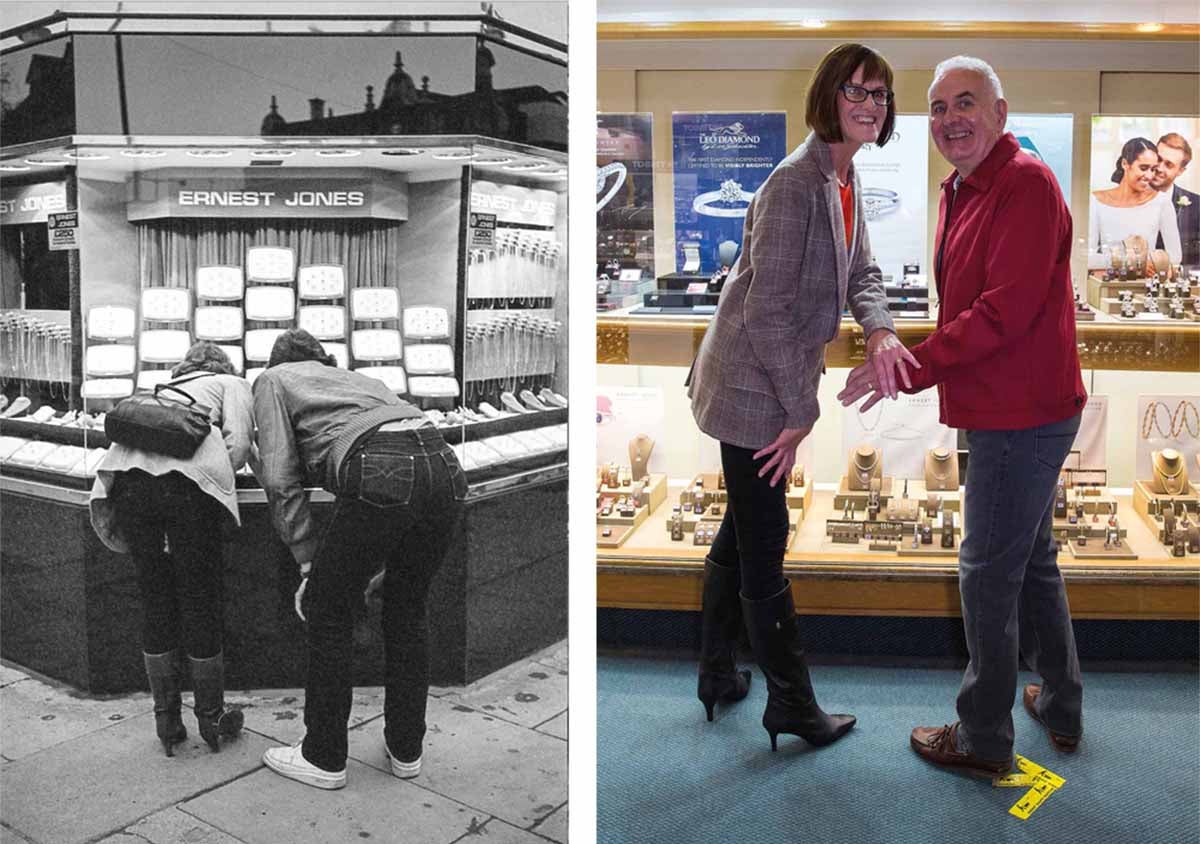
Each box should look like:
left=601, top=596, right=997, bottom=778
left=940, top=132, right=1020, bottom=193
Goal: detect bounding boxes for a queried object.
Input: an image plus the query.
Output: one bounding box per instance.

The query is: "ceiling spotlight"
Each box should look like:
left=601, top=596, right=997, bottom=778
left=64, top=151, right=110, bottom=160
left=473, top=156, right=514, bottom=166
left=25, top=157, right=67, bottom=166
left=249, top=149, right=297, bottom=158
left=315, top=149, right=361, bottom=157
left=0, top=163, right=31, bottom=172
left=121, top=149, right=168, bottom=158
left=1136, top=22, right=1164, bottom=33
left=502, top=161, right=546, bottom=171
left=187, top=149, right=233, bottom=158
left=800, top=19, right=827, bottom=29
left=381, top=148, right=427, bottom=156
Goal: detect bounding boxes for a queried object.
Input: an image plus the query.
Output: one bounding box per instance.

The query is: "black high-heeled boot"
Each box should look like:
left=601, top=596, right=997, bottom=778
left=697, top=557, right=751, bottom=721
left=189, top=652, right=244, bottom=752
left=742, top=585, right=855, bottom=750
left=143, top=650, right=188, bottom=756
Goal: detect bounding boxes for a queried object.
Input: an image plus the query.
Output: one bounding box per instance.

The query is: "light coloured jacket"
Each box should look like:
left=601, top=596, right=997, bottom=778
left=90, top=372, right=254, bottom=552
left=688, top=132, right=894, bottom=450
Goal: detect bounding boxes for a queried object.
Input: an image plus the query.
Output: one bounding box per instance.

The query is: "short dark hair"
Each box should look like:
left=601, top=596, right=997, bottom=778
left=1158, top=132, right=1193, bottom=168
left=267, top=328, right=336, bottom=369
left=805, top=43, right=897, bottom=148
left=171, top=340, right=235, bottom=378
left=1112, top=137, right=1158, bottom=184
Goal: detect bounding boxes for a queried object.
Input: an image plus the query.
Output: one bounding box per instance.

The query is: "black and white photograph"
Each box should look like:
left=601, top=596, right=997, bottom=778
left=0, top=3, right=568, bottom=843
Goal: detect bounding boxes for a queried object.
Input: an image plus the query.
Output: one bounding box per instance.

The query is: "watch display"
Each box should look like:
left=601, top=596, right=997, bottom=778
left=404, top=343, right=454, bottom=375
left=351, top=287, right=401, bottom=322
left=195, top=266, right=245, bottom=301
left=245, top=328, right=286, bottom=361
left=298, top=306, right=346, bottom=340
left=297, top=264, right=346, bottom=299
left=354, top=365, right=407, bottom=393
left=140, top=288, right=191, bottom=322
left=245, top=246, right=296, bottom=282
left=403, top=306, right=451, bottom=340
left=84, top=344, right=136, bottom=377
left=195, top=306, right=245, bottom=341
left=350, top=328, right=403, bottom=361
left=138, top=329, right=191, bottom=363
left=87, top=306, right=136, bottom=340
left=244, top=286, right=296, bottom=322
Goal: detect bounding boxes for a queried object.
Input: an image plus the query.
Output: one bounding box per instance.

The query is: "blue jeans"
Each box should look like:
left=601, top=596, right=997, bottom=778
left=955, top=413, right=1084, bottom=761
left=301, top=425, right=467, bottom=772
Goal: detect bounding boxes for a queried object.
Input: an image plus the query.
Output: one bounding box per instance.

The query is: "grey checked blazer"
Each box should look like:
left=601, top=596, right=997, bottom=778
left=688, top=133, right=894, bottom=450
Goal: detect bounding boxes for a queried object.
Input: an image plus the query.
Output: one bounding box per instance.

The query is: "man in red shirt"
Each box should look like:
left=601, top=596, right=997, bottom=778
left=839, top=55, right=1087, bottom=775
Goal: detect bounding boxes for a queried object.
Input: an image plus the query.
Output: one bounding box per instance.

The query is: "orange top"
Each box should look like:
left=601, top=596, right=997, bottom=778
left=839, top=181, right=854, bottom=251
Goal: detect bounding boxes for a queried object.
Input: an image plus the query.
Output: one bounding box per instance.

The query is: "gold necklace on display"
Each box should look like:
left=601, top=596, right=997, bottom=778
left=854, top=451, right=879, bottom=487
left=1154, top=452, right=1187, bottom=496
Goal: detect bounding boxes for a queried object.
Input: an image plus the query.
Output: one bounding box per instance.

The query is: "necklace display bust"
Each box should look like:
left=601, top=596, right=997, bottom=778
left=925, top=447, right=960, bottom=491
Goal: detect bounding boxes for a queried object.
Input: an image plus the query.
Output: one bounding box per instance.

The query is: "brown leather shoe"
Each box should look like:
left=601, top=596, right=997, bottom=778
left=1023, top=684, right=1080, bottom=752
left=910, top=722, right=1012, bottom=777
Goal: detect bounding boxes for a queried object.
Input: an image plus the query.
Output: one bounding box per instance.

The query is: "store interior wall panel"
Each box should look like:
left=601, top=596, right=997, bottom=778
left=0, top=492, right=92, bottom=690
left=1100, top=72, right=1200, bottom=116
left=76, top=176, right=140, bottom=316
left=598, top=70, right=637, bottom=111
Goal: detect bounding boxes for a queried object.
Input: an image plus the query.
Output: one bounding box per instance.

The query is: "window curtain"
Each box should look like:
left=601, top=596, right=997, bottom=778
left=136, top=219, right=398, bottom=289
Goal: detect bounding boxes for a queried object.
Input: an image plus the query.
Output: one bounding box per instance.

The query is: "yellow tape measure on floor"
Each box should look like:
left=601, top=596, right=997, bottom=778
left=1007, top=755, right=1066, bottom=820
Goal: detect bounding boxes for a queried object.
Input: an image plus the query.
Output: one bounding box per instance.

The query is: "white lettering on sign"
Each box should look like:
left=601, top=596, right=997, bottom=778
left=179, top=190, right=276, bottom=207
left=0, top=194, right=67, bottom=216
left=283, top=191, right=365, bottom=207
left=470, top=192, right=556, bottom=218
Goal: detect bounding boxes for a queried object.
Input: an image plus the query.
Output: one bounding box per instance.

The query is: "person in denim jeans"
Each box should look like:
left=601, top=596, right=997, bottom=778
left=253, top=329, right=466, bottom=790
left=840, top=56, right=1088, bottom=775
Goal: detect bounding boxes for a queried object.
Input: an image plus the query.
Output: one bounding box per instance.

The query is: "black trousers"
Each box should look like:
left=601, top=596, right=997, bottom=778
left=708, top=442, right=791, bottom=601
left=302, top=426, right=467, bottom=772
left=112, top=469, right=227, bottom=659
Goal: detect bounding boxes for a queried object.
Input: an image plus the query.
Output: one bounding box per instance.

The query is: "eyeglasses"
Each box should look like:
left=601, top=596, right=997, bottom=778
left=840, top=83, right=894, bottom=106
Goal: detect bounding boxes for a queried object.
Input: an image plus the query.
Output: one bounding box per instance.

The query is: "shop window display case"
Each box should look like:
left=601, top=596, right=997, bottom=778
left=595, top=39, right=1199, bottom=625
left=0, top=11, right=567, bottom=691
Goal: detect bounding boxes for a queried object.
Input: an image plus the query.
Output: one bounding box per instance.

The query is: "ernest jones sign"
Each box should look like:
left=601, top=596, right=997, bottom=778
left=126, top=174, right=408, bottom=221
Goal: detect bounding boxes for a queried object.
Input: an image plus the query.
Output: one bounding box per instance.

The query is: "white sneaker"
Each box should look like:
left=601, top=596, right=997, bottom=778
left=263, top=743, right=347, bottom=790
left=385, top=744, right=421, bottom=779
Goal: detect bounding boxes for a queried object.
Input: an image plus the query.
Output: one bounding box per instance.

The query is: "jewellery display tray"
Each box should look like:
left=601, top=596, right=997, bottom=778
left=0, top=406, right=567, bottom=492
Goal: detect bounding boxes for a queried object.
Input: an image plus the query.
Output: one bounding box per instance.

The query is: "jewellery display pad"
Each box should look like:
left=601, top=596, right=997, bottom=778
left=195, top=266, right=245, bottom=301
left=596, top=471, right=668, bottom=547
left=140, top=288, right=191, bottom=323
left=1133, top=479, right=1200, bottom=559
left=245, top=246, right=296, bottom=283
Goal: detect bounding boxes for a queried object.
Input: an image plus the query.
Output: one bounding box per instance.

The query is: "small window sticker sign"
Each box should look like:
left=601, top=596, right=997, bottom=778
left=468, top=212, right=496, bottom=248
left=47, top=210, right=79, bottom=251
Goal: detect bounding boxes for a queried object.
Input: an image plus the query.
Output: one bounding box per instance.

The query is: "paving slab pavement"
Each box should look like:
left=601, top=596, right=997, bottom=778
left=184, top=764, right=486, bottom=844
left=0, top=640, right=567, bottom=844
left=95, top=807, right=243, bottom=843
left=0, top=678, right=151, bottom=761
left=0, top=712, right=274, bottom=844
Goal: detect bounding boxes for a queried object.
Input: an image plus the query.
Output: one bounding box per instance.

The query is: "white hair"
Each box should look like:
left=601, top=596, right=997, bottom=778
left=928, top=55, right=1005, bottom=102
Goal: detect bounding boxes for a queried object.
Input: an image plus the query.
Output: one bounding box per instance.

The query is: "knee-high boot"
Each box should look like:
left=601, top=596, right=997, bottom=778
left=742, top=585, right=855, bottom=750
left=697, top=557, right=751, bottom=721
left=144, top=650, right=188, bottom=756
left=189, top=652, right=244, bottom=752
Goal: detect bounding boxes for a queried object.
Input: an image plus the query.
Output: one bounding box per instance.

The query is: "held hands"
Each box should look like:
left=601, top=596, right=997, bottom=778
left=752, top=425, right=812, bottom=487
left=837, top=330, right=920, bottom=411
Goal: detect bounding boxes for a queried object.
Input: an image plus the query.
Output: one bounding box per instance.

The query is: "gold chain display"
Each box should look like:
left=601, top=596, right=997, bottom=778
left=1142, top=400, right=1200, bottom=439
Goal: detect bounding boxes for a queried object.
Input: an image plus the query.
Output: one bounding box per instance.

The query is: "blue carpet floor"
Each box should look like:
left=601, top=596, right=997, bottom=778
left=598, top=655, right=1200, bottom=843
